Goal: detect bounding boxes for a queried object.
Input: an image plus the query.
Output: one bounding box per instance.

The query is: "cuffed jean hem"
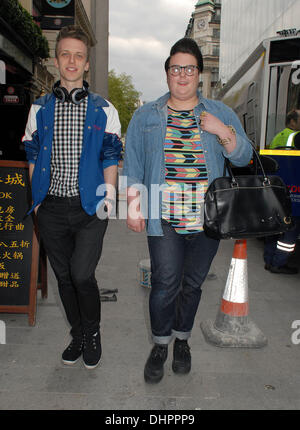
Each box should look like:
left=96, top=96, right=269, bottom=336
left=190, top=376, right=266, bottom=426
left=152, top=329, right=191, bottom=345
left=152, top=334, right=173, bottom=345
left=172, top=329, right=191, bottom=341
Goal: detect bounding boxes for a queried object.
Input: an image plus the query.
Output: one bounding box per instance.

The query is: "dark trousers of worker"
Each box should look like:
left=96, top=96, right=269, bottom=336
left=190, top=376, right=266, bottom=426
left=264, top=216, right=300, bottom=267
left=147, top=220, right=219, bottom=345
left=37, top=195, right=108, bottom=338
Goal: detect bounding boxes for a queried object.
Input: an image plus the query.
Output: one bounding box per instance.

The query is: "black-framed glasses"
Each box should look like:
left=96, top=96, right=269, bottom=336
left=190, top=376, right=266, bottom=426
left=168, top=65, right=199, bottom=76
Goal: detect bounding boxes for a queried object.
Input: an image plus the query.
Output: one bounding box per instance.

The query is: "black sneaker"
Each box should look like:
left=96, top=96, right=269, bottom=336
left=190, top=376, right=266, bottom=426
left=83, top=331, right=102, bottom=369
left=144, top=344, right=168, bottom=383
left=269, top=264, right=298, bottom=274
left=172, top=339, right=191, bottom=374
left=62, top=336, right=83, bottom=365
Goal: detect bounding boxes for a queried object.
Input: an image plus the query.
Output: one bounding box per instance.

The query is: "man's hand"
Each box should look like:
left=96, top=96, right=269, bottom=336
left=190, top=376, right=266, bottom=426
left=200, top=111, right=228, bottom=136
left=126, top=186, right=145, bottom=233
left=34, top=204, right=40, bottom=215
left=104, top=198, right=115, bottom=218
left=127, top=213, right=145, bottom=232
left=200, top=111, right=237, bottom=153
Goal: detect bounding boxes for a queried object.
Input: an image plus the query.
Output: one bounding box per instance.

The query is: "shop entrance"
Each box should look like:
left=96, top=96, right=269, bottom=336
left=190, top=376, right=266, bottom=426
left=0, top=59, right=32, bottom=161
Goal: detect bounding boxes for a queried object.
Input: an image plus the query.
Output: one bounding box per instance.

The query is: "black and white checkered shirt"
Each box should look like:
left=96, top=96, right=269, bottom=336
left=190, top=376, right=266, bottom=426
left=48, top=97, right=88, bottom=197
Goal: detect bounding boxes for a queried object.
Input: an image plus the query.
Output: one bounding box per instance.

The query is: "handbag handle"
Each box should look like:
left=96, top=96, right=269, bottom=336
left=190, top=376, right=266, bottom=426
left=224, top=144, right=270, bottom=186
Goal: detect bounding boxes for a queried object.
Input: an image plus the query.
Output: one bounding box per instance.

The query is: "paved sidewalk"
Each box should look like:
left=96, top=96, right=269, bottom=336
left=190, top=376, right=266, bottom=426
left=0, top=218, right=300, bottom=410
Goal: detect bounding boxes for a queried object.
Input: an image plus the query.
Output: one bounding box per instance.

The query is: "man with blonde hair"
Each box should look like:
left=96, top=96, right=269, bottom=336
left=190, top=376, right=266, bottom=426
left=23, top=25, right=122, bottom=369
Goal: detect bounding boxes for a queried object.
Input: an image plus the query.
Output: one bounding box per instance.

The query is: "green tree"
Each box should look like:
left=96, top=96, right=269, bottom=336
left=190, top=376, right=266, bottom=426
left=108, top=70, right=141, bottom=135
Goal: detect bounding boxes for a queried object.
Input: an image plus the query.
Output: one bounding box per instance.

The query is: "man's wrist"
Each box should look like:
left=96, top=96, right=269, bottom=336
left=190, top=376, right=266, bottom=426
left=217, top=125, right=236, bottom=146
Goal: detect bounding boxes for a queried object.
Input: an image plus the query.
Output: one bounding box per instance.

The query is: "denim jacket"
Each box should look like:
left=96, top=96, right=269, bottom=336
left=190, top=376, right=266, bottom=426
left=23, top=92, right=122, bottom=215
left=122, top=92, right=253, bottom=236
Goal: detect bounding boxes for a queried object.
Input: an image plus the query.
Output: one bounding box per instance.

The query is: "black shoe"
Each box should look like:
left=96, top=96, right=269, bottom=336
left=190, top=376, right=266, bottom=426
left=144, top=344, right=168, bottom=383
left=62, top=336, right=83, bottom=365
left=83, top=331, right=102, bottom=369
left=172, top=339, right=191, bottom=374
left=269, top=264, right=298, bottom=274
left=265, top=264, right=298, bottom=275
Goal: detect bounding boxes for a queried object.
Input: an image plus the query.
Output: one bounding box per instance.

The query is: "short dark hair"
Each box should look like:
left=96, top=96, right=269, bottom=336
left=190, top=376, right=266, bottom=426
left=165, top=38, right=203, bottom=73
left=55, top=25, right=91, bottom=60
left=286, top=109, right=300, bottom=127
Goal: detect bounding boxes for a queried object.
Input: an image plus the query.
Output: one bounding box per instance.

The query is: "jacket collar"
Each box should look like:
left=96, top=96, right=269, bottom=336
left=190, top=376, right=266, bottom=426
left=89, top=92, right=109, bottom=108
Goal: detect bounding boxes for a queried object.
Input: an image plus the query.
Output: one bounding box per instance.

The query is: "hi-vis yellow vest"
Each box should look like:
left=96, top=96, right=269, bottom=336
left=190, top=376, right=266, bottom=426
left=269, top=128, right=300, bottom=149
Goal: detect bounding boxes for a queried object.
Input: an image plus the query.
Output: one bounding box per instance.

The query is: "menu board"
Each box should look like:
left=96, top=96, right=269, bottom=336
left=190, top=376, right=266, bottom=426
left=0, top=161, right=40, bottom=325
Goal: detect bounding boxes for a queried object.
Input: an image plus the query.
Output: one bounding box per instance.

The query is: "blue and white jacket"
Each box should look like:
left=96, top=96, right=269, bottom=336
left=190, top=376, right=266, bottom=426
left=23, top=92, right=122, bottom=215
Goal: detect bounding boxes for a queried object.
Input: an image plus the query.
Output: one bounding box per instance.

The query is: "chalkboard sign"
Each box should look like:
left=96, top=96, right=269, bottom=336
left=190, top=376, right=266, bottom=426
left=0, top=160, right=45, bottom=325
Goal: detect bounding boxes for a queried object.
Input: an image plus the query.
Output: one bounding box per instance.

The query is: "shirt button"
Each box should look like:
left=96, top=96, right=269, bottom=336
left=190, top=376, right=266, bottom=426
left=42, top=168, right=46, bottom=172
left=44, top=146, right=47, bottom=150
left=44, top=126, right=48, bottom=130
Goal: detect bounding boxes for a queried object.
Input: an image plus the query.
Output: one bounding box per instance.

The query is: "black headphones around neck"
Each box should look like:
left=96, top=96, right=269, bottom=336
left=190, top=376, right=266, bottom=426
left=52, top=80, right=89, bottom=105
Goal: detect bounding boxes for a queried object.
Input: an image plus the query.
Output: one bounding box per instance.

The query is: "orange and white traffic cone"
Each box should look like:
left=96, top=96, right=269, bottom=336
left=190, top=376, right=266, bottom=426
left=201, top=240, right=267, bottom=348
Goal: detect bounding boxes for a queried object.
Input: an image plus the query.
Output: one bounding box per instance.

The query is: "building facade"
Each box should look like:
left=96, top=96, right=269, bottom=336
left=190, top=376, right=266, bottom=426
left=219, top=0, right=300, bottom=85
left=0, top=0, right=109, bottom=161
left=185, top=0, right=221, bottom=99
left=89, top=0, right=109, bottom=98
left=30, top=0, right=97, bottom=91
left=0, top=0, right=50, bottom=160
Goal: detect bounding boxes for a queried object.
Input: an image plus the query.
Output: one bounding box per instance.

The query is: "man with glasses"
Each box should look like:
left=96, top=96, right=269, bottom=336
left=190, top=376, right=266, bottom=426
left=123, top=38, right=252, bottom=383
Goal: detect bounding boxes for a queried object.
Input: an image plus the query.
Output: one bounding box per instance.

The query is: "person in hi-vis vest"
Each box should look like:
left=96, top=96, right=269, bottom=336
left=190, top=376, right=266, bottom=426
left=269, top=109, right=300, bottom=149
left=264, top=109, right=300, bottom=274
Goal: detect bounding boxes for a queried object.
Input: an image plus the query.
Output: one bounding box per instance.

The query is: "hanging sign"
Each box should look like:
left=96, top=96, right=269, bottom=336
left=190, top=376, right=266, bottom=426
left=41, top=0, right=74, bottom=30
left=0, top=85, right=25, bottom=106
left=42, top=0, right=74, bottom=15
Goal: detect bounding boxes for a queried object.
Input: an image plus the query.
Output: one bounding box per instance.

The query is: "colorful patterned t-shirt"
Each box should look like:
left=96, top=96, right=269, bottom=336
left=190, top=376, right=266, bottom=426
left=161, top=107, right=208, bottom=234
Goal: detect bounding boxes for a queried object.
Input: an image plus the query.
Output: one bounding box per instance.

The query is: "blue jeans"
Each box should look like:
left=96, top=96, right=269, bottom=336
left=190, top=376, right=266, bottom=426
left=264, top=216, right=300, bottom=267
left=147, top=220, right=219, bottom=344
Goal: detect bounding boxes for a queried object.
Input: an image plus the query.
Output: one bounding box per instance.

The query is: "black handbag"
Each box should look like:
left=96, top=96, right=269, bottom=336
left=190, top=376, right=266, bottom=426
left=203, top=146, right=294, bottom=240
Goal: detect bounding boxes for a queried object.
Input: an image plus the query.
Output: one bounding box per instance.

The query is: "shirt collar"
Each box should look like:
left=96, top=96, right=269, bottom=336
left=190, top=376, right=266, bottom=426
left=154, top=90, right=208, bottom=110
